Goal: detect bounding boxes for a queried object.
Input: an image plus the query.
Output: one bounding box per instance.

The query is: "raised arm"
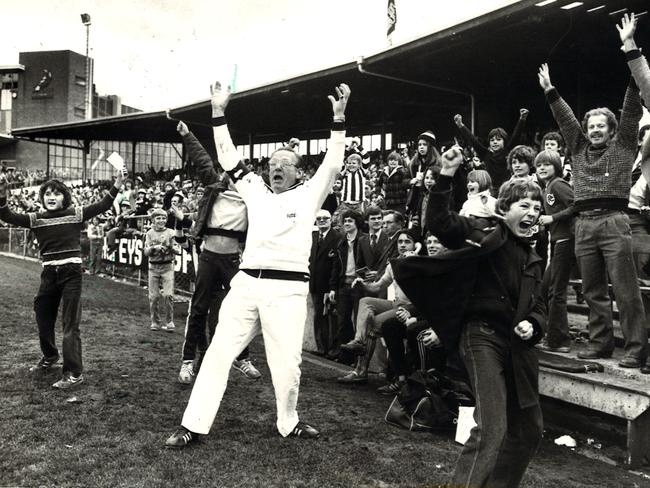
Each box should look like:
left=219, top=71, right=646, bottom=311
left=539, top=63, right=585, bottom=154
left=454, top=114, right=488, bottom=159
left=506, top=108, right=529, bottom=151
left=83, top=169, right=124, bottom=221
left=305, top=84, right=350, bottom=207
left=178, top=121, right=219, bottom=186
left=426, top=148, right=480, bottom=249
left=618, top=13, right=650, bottom=108
left=210, top=82, right=245, bottom=175
left=0, top=175, right=31, bottom=228
left=617, top=77, right=643, bottom=148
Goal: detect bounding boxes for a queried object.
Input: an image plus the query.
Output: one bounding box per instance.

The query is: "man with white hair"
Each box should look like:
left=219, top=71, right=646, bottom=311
left=165, top=81, right=351, bottom=447
left=309, top=209, right=340, bottom=355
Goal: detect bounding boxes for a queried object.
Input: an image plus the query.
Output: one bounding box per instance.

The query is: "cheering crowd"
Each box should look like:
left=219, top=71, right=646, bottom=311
left=1, top=12, right=650, bottom=488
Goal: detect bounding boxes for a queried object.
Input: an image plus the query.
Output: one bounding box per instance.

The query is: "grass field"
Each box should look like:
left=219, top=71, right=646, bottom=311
left=0, top=254, right=648, bottom=488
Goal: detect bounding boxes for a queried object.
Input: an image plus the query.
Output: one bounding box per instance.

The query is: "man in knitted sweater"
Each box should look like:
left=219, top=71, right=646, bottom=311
left=539, top=62, right=648, bottom=370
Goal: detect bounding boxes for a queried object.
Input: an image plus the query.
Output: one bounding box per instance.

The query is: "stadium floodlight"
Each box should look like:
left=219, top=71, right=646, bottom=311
left=561, top=2, right=583, bottom=10
left=587, top=5, right=605, bottom=13
left=535, top=0, right=556, bottom=6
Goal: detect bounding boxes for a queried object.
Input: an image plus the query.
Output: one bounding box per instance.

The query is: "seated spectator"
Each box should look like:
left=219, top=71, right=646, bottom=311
left=337, top=229, right=419, bottom=384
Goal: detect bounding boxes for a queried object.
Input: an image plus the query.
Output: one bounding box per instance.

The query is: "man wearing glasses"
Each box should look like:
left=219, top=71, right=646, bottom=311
left=309, top=209, right=340, bottom=356
left=166, top=82, right=350, bottom=447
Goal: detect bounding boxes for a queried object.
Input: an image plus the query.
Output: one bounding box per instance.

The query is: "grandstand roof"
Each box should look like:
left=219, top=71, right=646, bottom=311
left=11, top=0, right=650, bottom=147
left=0, top=134, right=16, bottom=148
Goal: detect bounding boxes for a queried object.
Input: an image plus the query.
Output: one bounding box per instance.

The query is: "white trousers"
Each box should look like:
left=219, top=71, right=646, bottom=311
left=182, top=271, right=308, bottom=437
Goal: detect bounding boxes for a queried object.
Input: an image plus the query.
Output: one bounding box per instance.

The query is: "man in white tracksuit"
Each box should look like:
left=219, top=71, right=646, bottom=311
left=165, top=82, right=350, bottom=447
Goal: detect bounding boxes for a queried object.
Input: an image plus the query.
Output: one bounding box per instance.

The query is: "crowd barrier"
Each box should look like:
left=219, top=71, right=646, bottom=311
left=0, top=227, right=195, bottom=296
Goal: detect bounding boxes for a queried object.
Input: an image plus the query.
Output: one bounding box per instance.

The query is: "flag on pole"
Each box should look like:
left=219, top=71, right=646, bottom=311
left=387, top=0, right=397, bottom=39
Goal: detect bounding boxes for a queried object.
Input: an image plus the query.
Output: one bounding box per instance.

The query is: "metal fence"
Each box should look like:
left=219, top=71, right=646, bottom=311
left=0, top=227, right=194, bottom=297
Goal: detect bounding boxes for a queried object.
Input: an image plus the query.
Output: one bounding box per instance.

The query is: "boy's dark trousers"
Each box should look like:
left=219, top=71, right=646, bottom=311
left=34, top=263, right=83, bottom=377
left=451, top=321, right=543, bottom=488
left=182, top=250, right=249, bottom=362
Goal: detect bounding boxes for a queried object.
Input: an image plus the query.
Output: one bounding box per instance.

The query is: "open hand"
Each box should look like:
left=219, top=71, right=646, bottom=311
left=453, top=114, right=463, bottom=127
left=328, top=83, right=351, bottom=119
left=210, top=81, right=231, bottom=116
left=538, top=64, right=553, bottom=92
left=617, top=12, right=637, bottom=46
left=520, top=108, right=529, bottom=120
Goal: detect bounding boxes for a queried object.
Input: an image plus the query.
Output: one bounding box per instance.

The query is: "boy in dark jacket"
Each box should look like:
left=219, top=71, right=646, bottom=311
left=454, top=109, right=528, bottom=191
left=0, top=169, right=125, bottom=389
left=536, top=149, right=576, bottom=353
left=393, top=147, right=546, bottom=488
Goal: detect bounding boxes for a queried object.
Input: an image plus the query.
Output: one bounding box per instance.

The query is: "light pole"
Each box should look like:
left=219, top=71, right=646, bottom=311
left=81, top=13, right=92, bottom=120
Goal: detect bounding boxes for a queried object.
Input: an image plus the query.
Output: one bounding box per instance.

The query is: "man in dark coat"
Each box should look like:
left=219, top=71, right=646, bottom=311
left=308, top=209, right=340, bottom=355
left=393, top=147, right=546, bottom=488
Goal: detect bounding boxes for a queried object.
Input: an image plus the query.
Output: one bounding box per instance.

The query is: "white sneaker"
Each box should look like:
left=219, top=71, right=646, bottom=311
left=232, top=358, right=261, bottom=380
left=52, top=374, right=84, bottom=389
left=150, top=324, right=161, bottom=331
left=162, top=322, right=175, bottom=332
left=178, top=360, right=195, bottom=385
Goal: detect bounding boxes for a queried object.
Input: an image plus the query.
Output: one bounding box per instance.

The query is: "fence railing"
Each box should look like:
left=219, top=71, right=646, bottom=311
left=0, top=227, right=194, bottom=297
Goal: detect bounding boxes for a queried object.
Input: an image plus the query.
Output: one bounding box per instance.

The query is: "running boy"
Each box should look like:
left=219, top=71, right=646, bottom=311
left=0, top=169, right=125, bottom=389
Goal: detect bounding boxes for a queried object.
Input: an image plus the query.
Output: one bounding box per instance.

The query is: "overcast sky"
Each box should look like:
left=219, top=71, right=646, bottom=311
left=5, top=0, right=519, bottom=111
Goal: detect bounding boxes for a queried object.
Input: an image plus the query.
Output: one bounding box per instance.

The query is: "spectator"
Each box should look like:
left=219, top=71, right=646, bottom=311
left=454, top=109, right=528, bottom=192
left=405, top=131, right=439, bottom=219
left=459, top=169, right=497, bottom=218
left=329, top=209, right=367, bottom=358
left=308, top=209, right=340, bottom=356
left=86, top=216, right=105, bottom=275
left=392, top=148, right=546, bottom=488
left=377, top=151, right=410, bottom=213
left=337, top=229, right=420, bottom=385
left=144, top=208, right=181, bottom=332
left=539, top=62, right=648, bottom=370
left=535, top=150, right=576, bottom=353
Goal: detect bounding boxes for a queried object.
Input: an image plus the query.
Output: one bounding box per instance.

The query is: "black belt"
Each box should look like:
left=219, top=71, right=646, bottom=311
left=242, top=268, right=309, bottom=282
left=203, top=227, right=247, bottom=241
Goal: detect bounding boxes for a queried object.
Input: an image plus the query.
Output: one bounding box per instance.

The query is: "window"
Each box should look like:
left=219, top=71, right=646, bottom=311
left=74, top=107, right=85, bottom=118
left=75, top=75, right=87, bottom=87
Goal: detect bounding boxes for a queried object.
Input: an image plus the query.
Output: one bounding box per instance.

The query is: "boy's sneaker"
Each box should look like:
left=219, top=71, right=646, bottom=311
left=178, top=360, right=195, bottom=385
left=30, top=355, right=60, bottom=372
left=52, top=374, right=84, bottom=389
left=377, top=379, right=406, bottom=396
left=150, top=323, right=161, bottom=331
left=165, top=426, right=199, bottom=449
left=232, top=358, right=261, bottom=380
left=162, top=322, right=175, bottom=332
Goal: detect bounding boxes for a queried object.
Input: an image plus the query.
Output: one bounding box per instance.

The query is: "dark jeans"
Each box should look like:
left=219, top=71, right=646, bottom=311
left=543, top=238, right=576, bottom=348
left=182, top=250, right=248, bottom=362
left=34, top=263, right=83, bottom=377
left=332, top=283, right=363, bottom=352
left=451, top=322, right=543, bottom=488
left=575, top=211, right=648, bottom=360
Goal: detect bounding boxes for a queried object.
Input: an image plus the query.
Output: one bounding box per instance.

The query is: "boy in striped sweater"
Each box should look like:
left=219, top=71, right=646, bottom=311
left=0, top=169, right=125, bottom=388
